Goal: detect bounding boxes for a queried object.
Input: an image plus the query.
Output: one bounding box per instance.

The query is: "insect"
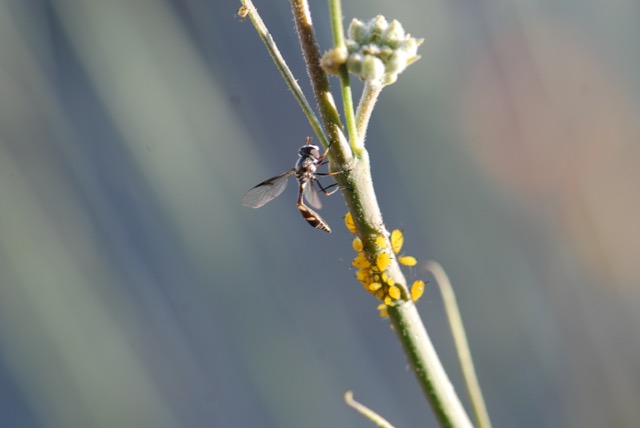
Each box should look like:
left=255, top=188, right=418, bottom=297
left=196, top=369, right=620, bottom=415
left=235, top=5, right=249, bottom=21
left=242, top=137, right=341, bottom=233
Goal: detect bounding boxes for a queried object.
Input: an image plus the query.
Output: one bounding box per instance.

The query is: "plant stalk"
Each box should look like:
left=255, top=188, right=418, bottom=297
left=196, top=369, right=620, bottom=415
left=239, top=0, right=329, bottom=149
left=289, top=0, right=350, bottom=165
left=328, top=0, right=359, bottom=153
left=428, top=261, right=492, bottom=428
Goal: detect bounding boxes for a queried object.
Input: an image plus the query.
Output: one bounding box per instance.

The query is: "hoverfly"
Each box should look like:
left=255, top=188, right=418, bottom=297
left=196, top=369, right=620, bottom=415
left=242, top=137, right=341, bottom=232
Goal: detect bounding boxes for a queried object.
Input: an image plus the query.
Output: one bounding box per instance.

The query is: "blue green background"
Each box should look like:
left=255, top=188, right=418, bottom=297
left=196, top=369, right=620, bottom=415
left=2, top=1, right=639, bottom=427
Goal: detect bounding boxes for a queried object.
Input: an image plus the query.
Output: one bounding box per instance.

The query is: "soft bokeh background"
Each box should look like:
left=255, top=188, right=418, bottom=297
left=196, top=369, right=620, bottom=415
left=2, top=0, right=639, bottom=427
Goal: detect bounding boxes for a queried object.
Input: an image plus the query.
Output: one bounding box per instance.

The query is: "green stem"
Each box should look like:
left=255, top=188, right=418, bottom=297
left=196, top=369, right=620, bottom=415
left=342, top=150, right=473, bottom=428
left=284, top=1, right=474, bottom=426
left=388, top=303, right=473, bottom=428
left=328, top=0, right=359, bottom=154
left=239, top=0, right=329, bottom=149
left=345, top=391, right=396, bottom=428
left=355, top=81, right=383, bottom=150
left=340, top=72, right=359, bottom=153
left=289, top=0, right=350, bottom=165
left=428, top=261, right=493, bottom=428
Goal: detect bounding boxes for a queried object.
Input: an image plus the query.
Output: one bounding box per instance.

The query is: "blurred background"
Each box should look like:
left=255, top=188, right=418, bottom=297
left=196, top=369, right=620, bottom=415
left=1, top=0, right=639, bottom=427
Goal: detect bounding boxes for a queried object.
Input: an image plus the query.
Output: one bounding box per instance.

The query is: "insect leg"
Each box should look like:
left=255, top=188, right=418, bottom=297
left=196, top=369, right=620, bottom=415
left=315, top=166, right=351, bottom=195
left=317, top=145, right=332, bottom=163
left=312, top=178, right=340, bottom=196
left=316, top=170, right=345, bottom=177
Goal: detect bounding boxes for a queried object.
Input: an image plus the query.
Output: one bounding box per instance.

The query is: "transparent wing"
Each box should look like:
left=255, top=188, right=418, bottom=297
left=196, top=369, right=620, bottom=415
left=242, top=170, right=294, bottom=208
left=303, top=181, right=322, bottom=210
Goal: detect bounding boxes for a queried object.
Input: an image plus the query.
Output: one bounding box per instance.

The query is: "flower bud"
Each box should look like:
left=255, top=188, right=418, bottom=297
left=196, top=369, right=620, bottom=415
left=320, top=46, right=348, bottom=75
left=345, top=15, right=422, bottom=86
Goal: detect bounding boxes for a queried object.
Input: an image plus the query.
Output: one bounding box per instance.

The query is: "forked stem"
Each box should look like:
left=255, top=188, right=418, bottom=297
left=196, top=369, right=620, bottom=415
left=289, top=0, right=351, bottom=166
left=239, top=0, right=329, bottom=149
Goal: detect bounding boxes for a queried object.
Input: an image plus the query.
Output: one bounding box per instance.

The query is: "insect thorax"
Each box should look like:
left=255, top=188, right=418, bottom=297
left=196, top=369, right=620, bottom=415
left=295, top=156, right=317, bottom=178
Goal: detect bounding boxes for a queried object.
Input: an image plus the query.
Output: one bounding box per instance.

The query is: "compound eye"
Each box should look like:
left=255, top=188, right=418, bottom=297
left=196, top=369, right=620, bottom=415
left=309, top=147, right=320, bottom=159
left=298, top=146, right=309, bottom=156
left=299, top=145, right=320, bottom=159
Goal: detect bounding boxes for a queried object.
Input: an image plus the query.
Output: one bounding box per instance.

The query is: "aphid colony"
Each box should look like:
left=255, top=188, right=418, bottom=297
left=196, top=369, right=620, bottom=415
left=345, top=212, right=425, bottom=317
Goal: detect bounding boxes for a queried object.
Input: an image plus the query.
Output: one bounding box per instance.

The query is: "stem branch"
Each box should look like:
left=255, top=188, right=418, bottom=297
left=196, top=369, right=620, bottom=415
left=428, top=261, right=492, bottom=428
left=328, top=0, right=359, bottom=153
left=389, top=303, right=473, bottom=428
left=355, top=82, right=383, bottom=150
left=290, top=0, right=350, bottom=164
left=239, top=0, right=329, bottom=148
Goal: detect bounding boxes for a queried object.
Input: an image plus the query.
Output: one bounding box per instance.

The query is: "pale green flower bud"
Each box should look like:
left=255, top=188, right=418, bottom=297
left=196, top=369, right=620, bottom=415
left=320, top=46, right=348, bottom=75
left=381, top=20, right=405, bottom=46
left=345, top=15, right=422, bottom=86
left=346, top=53, right=364, bottom=76
left=361, top=55, right=385, bottom=82
left=348, top=18, right=369, bottom=44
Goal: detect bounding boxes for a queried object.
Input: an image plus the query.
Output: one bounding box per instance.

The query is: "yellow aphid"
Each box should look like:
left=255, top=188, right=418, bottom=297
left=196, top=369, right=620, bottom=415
left=377, top=304, right=389, bottom=318
left=375, top=235, right=388, bottom=248
left=368, top=282, right=382, bottom=291
left=352, top=237, right=363, bottom=252
left=352, top=252, right=371, bottom=269
left=383, top=295, right=393, bottom=306
left=356, top=268, right=370, bottom=283
left=398, top=255, right=417, bottom=267
left=388, top=285, right=401, bottom=300
left=391, top=229, right=404, bottom=254
left=370, top=270, right=382, bottom=283
left=345, top=212, right=356, bottom=234
left=376, top=252, right=391, bottom=270
left=411, top=280, right=425, bottom=302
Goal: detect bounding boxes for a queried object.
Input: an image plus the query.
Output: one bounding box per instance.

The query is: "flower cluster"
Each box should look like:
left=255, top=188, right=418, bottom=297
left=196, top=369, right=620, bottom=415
left=345, top=212, right=426, bottom=317
left=344, top=16, right=422, bottom=85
